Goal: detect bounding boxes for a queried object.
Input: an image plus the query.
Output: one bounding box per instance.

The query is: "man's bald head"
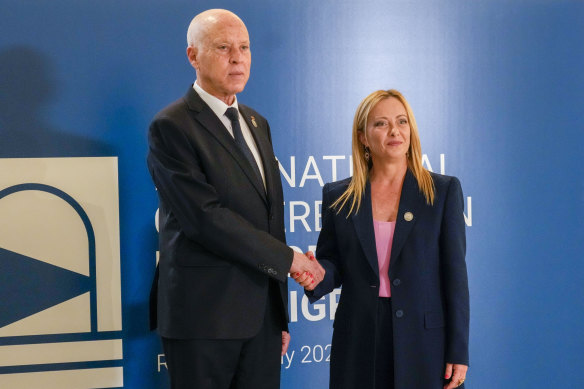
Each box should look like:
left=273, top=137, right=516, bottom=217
left=187, top=9, right=247, bottom=49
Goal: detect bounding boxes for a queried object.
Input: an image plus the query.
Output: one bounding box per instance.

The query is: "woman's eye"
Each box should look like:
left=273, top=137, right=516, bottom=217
left=375, top=121, right=387, bottom=127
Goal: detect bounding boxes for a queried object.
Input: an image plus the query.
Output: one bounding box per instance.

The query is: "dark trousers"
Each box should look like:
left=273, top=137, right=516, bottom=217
left=375, top=297, right=394, bottom=389
left=162, top=281, right=284, bottom=389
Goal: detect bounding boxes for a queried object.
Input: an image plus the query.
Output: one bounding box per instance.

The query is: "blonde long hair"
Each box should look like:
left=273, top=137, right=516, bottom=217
left=332, top=89, right=435, bottom=215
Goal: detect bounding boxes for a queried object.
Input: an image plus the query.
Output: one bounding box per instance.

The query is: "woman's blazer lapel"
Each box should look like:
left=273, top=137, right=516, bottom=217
left=350, top=170, right=423, bottom=279
left=351, top=181, right=379, bottom=277
left=388, top=170, right=421, bottom=278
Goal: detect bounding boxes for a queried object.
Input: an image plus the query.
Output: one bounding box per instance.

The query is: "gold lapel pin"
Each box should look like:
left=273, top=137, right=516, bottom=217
left=250, top=116, right=258, bottom=128
left=404, top=212, right=413, bottom=222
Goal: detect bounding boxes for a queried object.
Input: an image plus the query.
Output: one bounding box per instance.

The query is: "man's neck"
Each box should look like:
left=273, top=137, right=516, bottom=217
left=195, top=80, right=236, bottom=105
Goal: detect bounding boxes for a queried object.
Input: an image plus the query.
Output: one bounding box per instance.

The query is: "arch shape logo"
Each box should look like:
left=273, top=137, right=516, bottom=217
left=0, top=157, right=123, bottom=388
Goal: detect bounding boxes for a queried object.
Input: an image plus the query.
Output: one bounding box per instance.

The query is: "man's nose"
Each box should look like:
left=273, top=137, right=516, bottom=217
left=230, top=49, right=243, bottom=63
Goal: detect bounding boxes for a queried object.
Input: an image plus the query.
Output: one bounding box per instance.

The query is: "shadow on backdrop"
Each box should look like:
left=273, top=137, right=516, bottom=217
left=0, top=46, right=113, bottom=158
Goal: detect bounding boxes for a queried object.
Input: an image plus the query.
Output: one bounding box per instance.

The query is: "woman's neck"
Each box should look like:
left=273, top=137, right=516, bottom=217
left=369, top=159, right=407, bottom=186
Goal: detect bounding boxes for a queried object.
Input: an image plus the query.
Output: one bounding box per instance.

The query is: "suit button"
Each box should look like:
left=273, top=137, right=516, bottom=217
left=395, top=310, right=404, bottom=318
left=370, top=285, right=377, bottom=288
left=392, top=279, right=401, bottom=286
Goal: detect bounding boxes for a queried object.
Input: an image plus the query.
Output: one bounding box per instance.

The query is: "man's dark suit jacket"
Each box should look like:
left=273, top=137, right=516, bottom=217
left=308, top=170, right=469, bottom=389
left=147, top=86, right=293, bottom=340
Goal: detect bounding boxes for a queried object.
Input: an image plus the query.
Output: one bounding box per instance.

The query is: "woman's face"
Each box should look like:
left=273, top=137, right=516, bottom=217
left=360, top=97, right=411, bottom=163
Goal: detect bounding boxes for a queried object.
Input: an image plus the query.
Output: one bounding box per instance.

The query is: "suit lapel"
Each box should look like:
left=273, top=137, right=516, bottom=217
left=388, top=169, right=420, bottom=277
left=351, top=181, right=379, bottom=276
left=239, top=106, right=273, bottom=205
left=184, top=88, right=267, bottom=205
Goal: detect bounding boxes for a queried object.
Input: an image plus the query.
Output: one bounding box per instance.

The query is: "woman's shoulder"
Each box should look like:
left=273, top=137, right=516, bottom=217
left=323, top=177, right=352, bottom=195
left=429, top=171, right=461, bottom=188
left=428, top=171, right=463, bottom=202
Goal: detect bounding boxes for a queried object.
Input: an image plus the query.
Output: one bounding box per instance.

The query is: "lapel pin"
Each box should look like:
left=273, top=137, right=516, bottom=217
left=404, top=211, right=413, bottom=222
left=251, top=116, right=258, bottom=128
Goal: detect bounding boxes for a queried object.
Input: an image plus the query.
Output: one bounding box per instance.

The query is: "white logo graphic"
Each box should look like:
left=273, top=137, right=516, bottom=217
left=0, top=157, right=123, bottom=388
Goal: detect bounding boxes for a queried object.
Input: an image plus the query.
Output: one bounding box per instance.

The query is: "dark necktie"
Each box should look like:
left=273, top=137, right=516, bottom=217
left=224, top=107, right=264, bottom=190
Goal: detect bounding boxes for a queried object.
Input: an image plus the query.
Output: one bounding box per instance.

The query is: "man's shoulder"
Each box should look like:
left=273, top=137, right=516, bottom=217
left=147, top=91, right=199, bottom=141
left=153, top=95, right=190, bottom=122
left=151, top=86, right=204, bottom=122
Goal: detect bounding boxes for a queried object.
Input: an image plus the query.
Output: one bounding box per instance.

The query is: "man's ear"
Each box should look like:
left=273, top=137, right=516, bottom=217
left=186, top=46, right=198, bottom=70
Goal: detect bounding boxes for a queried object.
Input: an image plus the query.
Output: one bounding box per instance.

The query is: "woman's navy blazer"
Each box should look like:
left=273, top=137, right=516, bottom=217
left=308, top=170, right=469, bottom=389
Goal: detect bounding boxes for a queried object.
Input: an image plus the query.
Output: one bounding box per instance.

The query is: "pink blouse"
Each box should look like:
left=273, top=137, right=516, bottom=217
left=373, top=220, right=396, bottom=297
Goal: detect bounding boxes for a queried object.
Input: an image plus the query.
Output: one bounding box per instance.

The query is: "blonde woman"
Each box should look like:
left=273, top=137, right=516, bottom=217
left=295, top=90, right=469, bottom=389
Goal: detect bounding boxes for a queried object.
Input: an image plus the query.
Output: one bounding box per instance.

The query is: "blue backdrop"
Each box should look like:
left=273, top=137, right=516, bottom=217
left=1, top=0, right=583, bottom=388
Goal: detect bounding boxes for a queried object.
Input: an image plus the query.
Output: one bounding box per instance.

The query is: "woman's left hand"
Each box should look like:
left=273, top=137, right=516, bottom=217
left=443, top=363, right=468, bottom=389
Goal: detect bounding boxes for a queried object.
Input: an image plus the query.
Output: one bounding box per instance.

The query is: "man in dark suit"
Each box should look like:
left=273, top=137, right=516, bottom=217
left=147, top=9, right=324, bottom=389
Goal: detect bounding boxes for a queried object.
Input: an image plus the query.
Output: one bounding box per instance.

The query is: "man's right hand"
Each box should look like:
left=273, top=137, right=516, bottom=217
left=289, top=251, right=324, bottom=290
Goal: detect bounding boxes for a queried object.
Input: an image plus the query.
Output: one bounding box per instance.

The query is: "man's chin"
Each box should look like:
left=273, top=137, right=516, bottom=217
left=226, top=84, right=247, bottom=95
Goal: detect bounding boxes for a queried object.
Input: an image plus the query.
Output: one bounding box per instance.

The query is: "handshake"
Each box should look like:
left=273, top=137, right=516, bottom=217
left=289, top=250, right=325, bottom=291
